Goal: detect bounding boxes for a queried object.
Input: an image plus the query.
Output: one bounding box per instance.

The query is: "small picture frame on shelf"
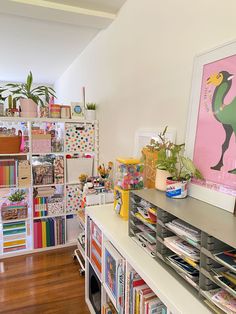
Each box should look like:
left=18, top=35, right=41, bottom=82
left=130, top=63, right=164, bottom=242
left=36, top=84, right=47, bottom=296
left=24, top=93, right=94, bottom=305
left=71, top=102, right=84, bottom=119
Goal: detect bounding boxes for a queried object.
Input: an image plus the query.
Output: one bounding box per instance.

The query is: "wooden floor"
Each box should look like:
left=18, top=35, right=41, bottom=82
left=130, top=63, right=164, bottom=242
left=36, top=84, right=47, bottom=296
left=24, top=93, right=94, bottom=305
left=0, top=247, right=90, bottom=314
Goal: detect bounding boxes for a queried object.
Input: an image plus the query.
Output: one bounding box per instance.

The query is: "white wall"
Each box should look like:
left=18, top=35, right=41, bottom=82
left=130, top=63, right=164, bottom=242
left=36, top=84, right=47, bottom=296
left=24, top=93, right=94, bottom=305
left=54, top=0, right=236, bottom=162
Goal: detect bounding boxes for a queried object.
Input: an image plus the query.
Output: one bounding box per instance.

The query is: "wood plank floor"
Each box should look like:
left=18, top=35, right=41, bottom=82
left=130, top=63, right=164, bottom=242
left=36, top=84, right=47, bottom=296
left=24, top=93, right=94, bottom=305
left=0, top=247, right=90, bottom=314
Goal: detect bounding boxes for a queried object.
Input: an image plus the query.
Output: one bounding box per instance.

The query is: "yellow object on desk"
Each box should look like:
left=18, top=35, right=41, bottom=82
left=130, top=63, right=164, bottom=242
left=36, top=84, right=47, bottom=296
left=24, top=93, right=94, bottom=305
left=114, top=186, right=129, bottom=220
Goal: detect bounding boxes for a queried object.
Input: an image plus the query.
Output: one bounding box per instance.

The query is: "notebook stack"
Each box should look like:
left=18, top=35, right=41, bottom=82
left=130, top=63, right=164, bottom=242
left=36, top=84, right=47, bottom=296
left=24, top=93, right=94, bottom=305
left=3, top=221, right=27, bottom=253
left=33, top=217, right=65, bottom=249
left=0, top=159, right=17, bottom=187
left=165, top=219, right=201, bottom=245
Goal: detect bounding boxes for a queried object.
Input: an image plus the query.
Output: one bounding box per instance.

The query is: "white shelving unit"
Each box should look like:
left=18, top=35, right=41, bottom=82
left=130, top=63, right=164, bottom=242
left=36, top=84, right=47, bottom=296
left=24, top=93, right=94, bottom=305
left=85, top=204, right=212, bottom=314
left=0, top=117, right=99, bottom=258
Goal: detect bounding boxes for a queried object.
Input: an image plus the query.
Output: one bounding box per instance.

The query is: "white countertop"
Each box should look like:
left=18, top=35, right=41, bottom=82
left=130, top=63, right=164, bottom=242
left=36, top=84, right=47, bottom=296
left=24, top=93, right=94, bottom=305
left=86, top=204, right=211, bottom=314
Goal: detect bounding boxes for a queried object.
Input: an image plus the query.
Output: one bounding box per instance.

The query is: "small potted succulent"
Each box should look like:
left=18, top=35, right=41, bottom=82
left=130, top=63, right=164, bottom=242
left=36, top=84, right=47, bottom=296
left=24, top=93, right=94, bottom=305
left=8, top=190, right=26, bottom=204
left=85, top=102, right=96, bottom=121
left=6, top=71, right=56, bottom=118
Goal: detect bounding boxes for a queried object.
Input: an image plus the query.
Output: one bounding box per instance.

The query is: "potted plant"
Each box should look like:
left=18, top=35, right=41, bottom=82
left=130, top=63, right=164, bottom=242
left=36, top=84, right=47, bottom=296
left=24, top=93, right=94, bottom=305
left=8, top=190, right=26, bottom=204
left=85, top=102, right=96, bottom=121
left=0, top=87, right=7, bottom=116
left=6, top=71, right=56, bottom=118
left=156, top=141, right=203, bottom=198
left=144, top=126, right=171, bottom=191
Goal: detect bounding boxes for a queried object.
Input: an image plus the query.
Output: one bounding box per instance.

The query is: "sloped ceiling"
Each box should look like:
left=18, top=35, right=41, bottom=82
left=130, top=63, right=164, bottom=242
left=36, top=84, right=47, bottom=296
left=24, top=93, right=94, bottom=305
left=0, top=0, right=126, bottom=84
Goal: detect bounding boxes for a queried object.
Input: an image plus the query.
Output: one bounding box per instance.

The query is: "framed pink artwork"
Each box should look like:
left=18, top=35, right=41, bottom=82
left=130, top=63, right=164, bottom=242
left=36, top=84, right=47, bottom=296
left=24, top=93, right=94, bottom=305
left=186, top=40, right=236, bottom=213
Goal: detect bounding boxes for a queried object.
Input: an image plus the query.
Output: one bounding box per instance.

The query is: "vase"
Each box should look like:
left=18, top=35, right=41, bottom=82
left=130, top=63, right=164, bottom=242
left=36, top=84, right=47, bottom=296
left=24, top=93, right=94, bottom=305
left=86, top=110, right=96, bottom=121
left=166, top=177, right=188, bottom=198
left=155, top=169, right=170, bottom=191
left=19, top=98, right=38, bottom=118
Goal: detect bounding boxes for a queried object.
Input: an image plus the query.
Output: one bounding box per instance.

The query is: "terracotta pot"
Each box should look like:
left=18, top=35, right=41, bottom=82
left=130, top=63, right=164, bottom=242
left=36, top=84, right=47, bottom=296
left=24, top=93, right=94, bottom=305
left=19, top=98, right=38, bottom=118
left=166, top=177, right=188, bottom=198
left=86, top=109, right=96, bottom=121
left=155, top=169, right=170, bottom=191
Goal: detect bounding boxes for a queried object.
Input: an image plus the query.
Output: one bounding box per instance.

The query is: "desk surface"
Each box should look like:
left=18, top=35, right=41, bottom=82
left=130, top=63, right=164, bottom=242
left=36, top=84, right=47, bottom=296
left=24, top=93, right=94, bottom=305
left=86, top=204, right=211, bottom=314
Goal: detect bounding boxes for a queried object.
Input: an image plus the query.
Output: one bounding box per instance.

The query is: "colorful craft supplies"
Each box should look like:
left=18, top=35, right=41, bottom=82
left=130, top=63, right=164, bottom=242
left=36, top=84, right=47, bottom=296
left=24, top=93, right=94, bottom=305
left=115, top=158, right=144, bottom=190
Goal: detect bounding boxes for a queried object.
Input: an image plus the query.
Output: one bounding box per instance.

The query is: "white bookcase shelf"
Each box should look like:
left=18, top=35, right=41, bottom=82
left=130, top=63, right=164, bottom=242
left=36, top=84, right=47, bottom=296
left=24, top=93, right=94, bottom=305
left=85, top=205, right=211, bottom=314
left=0, top=117, right=99, bottom=258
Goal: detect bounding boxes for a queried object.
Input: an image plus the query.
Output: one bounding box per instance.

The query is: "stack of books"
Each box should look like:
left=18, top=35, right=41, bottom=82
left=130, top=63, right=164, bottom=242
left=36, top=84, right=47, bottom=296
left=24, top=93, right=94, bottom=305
left=126, top=268, right=167, bottom=314
left=33, top=217, right=65, bottom=249
left=3, top=221, right=27, bottom=253
left=0, top=159, right=17, bottom=187
left=208, top=289, right=236, bottom=313
left=165, top=219, right=201, bottom=244
left=102, top=301, right=117, bottom=314
left=163, top=236, right=200, bottom=263
left=33, top=197, right=48, bottom=217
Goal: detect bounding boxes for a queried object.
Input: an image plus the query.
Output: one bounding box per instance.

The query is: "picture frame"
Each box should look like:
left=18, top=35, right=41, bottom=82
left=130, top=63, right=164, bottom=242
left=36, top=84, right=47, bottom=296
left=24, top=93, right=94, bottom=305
left=71, top=102, right=84, bottom=119
left=185, top=39, right=236, bottom=213
left=133, top=127, right=176, bottom=157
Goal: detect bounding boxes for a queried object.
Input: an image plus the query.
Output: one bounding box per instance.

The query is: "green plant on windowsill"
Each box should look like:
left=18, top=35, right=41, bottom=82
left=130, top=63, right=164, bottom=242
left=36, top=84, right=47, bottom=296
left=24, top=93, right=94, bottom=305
left=8, top=190, right=26, bottom=203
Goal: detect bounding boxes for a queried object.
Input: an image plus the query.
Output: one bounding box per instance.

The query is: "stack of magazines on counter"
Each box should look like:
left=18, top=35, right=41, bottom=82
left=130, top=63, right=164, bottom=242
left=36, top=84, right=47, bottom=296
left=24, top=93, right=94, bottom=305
left=165, top=219, right=201, bottom=245
left=126, top=268, right=167, bottom=314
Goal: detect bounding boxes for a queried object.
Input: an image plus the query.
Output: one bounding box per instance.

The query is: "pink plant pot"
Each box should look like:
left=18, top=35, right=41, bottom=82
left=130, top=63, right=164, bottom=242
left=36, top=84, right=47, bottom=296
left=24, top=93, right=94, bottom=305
left=19, top=98, right=38, bottom=118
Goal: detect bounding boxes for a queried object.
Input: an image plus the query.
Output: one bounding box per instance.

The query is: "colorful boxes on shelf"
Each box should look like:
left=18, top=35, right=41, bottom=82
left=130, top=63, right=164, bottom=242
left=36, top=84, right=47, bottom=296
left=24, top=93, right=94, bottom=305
left=50, top=104, right=61, bottom=119
left=115, top=157, right=144, bottom=190
left=1, top=202, right=28, bottom=220
left=65, top=122, right=95, bottom=152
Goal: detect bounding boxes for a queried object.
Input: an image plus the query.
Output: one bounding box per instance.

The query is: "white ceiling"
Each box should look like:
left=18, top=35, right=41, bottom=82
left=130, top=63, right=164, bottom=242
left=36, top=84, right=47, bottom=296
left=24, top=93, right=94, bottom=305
left=0, top=0, right=126, bottom=84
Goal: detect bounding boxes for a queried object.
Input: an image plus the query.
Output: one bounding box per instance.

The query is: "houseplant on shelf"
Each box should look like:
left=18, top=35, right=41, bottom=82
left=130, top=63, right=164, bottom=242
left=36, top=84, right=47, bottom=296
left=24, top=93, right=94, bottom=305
left=143, top=126, right=172, bottom=191
left=85, top=102, right=96, bottom=121
left=6, top=71, right=56, bottom=118
left=0, top=87, right=7, bottom=116
left=156, top=141, right=203, bottom=198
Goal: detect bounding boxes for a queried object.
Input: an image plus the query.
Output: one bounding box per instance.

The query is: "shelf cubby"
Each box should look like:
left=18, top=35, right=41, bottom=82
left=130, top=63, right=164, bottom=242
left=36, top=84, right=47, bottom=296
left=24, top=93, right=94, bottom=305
left=129, top=189, right=236, bottom=314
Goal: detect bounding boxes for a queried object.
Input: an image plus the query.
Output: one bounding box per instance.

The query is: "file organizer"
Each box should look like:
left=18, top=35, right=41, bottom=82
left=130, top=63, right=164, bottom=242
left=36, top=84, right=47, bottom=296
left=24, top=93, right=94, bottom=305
left=129, top=189, right=236, bottom=314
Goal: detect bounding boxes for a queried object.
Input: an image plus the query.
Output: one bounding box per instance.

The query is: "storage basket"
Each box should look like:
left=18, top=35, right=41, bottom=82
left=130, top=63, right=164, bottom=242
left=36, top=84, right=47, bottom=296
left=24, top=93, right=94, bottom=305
left=0, top=136, right=21, bottom=154
left=1, top=203, right=28, bottom=220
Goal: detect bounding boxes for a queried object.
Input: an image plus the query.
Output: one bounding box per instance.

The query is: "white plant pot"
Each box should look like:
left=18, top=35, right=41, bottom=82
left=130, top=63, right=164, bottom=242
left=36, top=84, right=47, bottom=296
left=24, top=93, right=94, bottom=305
left=86, top=109, right=96, bottom=121
left=155, top=169, right=170, bottom=191
left=166, top=177, right=188, bottom=198
left=19, top=98, right=38, bottom=118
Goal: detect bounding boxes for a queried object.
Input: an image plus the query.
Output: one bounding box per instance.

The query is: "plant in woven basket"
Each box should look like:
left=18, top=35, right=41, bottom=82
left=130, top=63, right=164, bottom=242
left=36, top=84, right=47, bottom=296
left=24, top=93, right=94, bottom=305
left=8, top=190, right=26, bottom=202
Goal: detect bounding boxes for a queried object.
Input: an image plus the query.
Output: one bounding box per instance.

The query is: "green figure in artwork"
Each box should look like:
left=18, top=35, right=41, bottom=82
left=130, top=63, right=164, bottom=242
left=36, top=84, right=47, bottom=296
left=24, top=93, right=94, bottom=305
left=207, top=71, right=236, bottom=174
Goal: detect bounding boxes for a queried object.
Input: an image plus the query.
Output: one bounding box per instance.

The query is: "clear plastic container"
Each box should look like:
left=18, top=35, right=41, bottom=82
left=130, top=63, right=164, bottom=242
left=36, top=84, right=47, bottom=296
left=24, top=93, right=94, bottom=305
left=115, top=157, right=144, bottom=190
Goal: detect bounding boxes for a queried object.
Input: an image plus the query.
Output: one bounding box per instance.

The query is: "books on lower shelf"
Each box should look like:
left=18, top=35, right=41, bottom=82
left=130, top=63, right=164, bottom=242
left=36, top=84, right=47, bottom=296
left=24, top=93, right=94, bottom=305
left=126, top=266, right=167, bottom=314
left=0, top=159, right=17, bottom=187
left=2, top=220, right=27, bottom=253
left=33, top=217, right=65, bottom=249
left=90, top=220, right=102, bottom=278
left=103, top=240, right=125, bottom=313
